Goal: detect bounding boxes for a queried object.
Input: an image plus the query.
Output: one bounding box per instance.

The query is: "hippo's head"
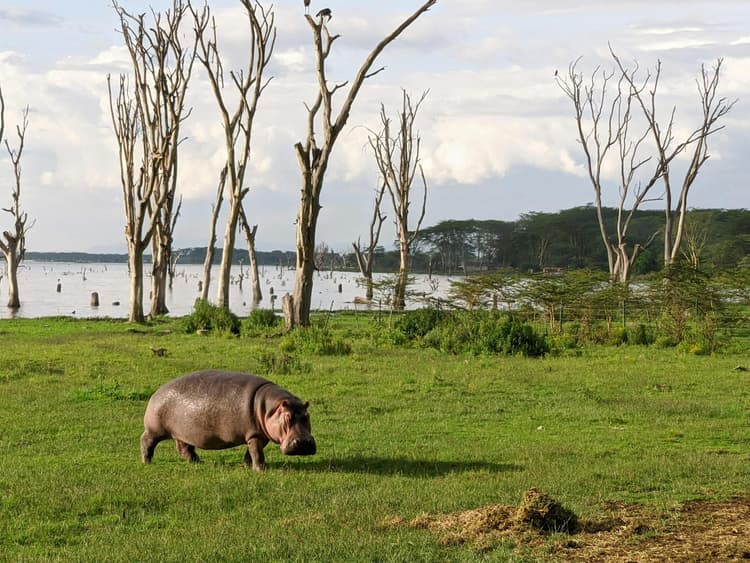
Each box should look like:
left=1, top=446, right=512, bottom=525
left=265, top=399, right=316, bottom=456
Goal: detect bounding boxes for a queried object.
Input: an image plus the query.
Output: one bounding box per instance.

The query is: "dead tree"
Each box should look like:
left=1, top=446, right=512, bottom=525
left=557, top=57, right=663, bottom=283
left=239, top=205, right=262, bottom=305
left=289, top=0, right=437, bottom=328
left=0, top=89, right=32, bottom=309
left=369, top=90, right=429, bottom=309
left=611, top=52, right=734, bottom=268
left=108, top=74, right=152, bottom=323
left=192, top=1, right=275, bottom=310
left=111, top=0, right=199, bottom=320
left=352, top=181, right=387, bottom=301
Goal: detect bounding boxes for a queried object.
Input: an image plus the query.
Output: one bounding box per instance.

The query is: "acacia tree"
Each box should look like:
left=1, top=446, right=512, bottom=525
left=612, top=53, right=734, bottom=268
left=111, top=0, right=198, bottom=321
left=369, top=89, right=429, bottom=309
left=288, top=0, right=437, bottom=328
left=192, top=0, right=275, bottom=309
left=352, top=181, right=387, bottom=301
left=0, top=88, right=32, bottom=309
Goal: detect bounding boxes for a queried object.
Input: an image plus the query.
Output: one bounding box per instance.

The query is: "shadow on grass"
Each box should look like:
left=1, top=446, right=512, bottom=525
left=289, top=455, right=523, bottom=476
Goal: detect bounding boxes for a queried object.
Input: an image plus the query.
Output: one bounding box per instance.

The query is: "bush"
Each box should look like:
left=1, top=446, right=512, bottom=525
left=243, top=309, right=282, bottom=336
left=282, top=326, right=352, bottom=356
left=630, top=323, right=655, bottom=346
left=183, top=299, right=240, bottom=336
left=418, top=310, right=548, bottom=357
left=395, top=308, right=448, bottom=339
left=258, top=351, right=308, bottom=375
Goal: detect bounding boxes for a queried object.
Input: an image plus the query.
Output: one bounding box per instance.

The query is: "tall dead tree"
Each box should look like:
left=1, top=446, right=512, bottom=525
left=352, top=181, right=387, bottom=301
left=611, top=53, right=734, bottom=268
left=192, top=1, right=275, bottom=310
left=369, top=89, right=429, bottom=309
left=289, top=0, right=437, bottom=328
left=558, top=57, right=664, bottom=282
left=0, top=88, right=32, bottom=309
left=111, top=0, right=198, bottom=320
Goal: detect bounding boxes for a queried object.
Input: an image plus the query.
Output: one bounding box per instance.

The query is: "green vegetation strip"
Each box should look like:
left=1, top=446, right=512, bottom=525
left=1, top=314, right=749, bottom=561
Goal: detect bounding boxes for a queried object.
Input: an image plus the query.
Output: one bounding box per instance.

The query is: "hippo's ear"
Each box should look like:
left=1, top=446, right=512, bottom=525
left=303, top=401, right=310, bottom=410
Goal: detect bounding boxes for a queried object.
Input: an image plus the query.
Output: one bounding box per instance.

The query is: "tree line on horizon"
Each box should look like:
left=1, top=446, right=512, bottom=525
left=24, top=204, right=750, bottom=277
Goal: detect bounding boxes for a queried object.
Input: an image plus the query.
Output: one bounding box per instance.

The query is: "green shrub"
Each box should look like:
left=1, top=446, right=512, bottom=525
left=243, top=309, right=282, bottom=336
left=420, top=311, right=548, bottom=357
left=282, top=326, right=352, bottom=356
left=183, top=299, right=240, bottom=336
left=630, top=323, right=655, bottom=346
left=395, top=308, right=448, bottom=339
left=258, top=351, right=307, bottom=375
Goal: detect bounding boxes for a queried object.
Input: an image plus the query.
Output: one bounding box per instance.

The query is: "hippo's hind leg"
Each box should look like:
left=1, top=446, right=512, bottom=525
left=140, top=430, right=165, bottom=464
left=175, top=439, right=200, bottom=463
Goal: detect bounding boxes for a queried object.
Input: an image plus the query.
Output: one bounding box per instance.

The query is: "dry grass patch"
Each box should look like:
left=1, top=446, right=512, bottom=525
left=386, top=490, right=750, bottom=561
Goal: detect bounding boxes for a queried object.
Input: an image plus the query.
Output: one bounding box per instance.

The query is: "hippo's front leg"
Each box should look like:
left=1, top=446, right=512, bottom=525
left=245, top=437, right=268, bottom=471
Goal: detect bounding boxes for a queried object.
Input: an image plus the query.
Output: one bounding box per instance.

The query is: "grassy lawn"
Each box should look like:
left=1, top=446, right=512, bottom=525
left=1, top=314, right=749, bottom=561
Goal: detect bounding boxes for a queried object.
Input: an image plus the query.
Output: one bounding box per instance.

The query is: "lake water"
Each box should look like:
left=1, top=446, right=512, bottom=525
left=0, top=261, right=452, bottom=319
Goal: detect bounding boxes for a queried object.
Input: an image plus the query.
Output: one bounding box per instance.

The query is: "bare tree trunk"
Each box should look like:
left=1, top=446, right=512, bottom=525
left=201, top=166, right=226, bottom=301
left=0, top=95, right=31, bottom=309
left=239, top=205, right=262, bottom=305
left=291, top=1, right=436, bottom=327
left=127, top=243, right=145, bottom=323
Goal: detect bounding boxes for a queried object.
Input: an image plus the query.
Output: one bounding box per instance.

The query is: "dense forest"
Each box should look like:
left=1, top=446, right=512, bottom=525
left=28, top=206, right=750, bottom=275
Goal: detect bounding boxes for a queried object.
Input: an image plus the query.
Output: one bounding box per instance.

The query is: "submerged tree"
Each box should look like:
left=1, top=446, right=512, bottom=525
left=0, top=87, right=33, bottom=309
left=369, top=89, right=429, bottom=309
left=288, top=0, right=437, bottom=328
left=192, top=0, right=275, bottom=310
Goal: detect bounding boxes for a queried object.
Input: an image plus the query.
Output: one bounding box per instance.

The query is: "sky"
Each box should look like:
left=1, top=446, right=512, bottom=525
left=0, top=0, right=749, bottom=253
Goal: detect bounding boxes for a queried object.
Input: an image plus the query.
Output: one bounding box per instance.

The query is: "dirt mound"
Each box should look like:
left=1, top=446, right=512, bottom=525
left=515, top=487, right=579, bottom=534
left=385, top=491, right=750, bottom=560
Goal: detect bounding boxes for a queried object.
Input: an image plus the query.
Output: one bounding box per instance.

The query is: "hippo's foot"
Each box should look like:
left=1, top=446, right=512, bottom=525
left=175, top=440, right=200, bottom=463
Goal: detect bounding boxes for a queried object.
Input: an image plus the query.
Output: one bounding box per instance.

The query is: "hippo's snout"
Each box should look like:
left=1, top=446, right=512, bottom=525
left=281, top=436, right=316, bottom=456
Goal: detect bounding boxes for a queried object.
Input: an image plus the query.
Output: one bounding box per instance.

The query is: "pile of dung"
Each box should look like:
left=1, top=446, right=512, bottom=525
left=386, top=488, right=579, bottom=548
left=514, top=487, right=579, bottom=534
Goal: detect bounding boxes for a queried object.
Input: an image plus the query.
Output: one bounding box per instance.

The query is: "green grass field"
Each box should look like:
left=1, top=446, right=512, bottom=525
left=1, top=315, right=749, bottom=561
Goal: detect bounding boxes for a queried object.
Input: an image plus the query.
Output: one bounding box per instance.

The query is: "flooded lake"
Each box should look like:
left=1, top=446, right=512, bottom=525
left=0, top=261, right=452, bottom=319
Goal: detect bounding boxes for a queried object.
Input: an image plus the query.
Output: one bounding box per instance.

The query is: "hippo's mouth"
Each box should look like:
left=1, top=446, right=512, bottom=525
left=281, top=437, right=317, bottom=456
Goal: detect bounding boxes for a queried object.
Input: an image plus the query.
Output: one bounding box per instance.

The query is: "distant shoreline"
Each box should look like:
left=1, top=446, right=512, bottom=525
left=25, top=248, right=297, bottom=266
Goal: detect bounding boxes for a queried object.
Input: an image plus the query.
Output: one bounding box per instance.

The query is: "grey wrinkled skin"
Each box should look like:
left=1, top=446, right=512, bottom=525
left=140, top=370, right=316, bottom=471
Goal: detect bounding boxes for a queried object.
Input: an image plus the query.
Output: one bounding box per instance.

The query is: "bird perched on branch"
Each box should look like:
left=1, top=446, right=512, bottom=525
left=304, top=0, right=310, bottom=15
left=316, top=8, right=332, bottom=20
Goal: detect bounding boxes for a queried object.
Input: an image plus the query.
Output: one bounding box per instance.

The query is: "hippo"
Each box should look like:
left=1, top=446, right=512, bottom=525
left=140, top=370, right=316, bottom=471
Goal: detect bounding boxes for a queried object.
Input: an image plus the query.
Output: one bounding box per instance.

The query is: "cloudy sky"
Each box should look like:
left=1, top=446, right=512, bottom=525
left=0, top=0, right=748, bottom=253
